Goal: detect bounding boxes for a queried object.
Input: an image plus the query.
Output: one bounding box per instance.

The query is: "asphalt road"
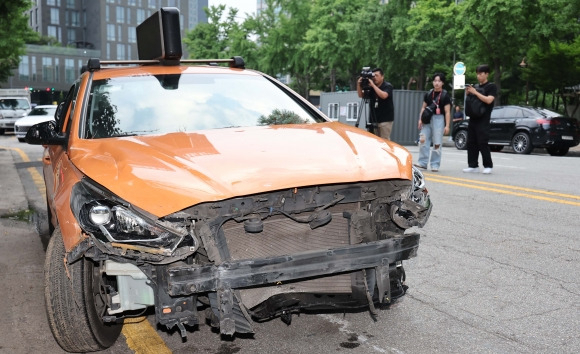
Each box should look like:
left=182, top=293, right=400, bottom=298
left=1, top=134, right=579, bottom=354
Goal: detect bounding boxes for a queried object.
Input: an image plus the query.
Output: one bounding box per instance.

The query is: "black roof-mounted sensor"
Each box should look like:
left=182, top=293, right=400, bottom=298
left=137, top=7, right=182, bottom=63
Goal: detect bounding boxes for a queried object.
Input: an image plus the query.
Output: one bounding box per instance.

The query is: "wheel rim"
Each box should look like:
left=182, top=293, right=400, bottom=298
left=456, top=132, right=467, bottom=149
left=513, top=134, right=528, bottom=153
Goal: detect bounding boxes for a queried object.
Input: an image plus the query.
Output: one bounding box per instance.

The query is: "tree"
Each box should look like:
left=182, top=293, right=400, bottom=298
left=455, top=0, right=542, bottom=103
left=304, top=0, right=372, bottom=92
left=258, top=109, right=308, bottom=125
left=244, top=0, right=317, bottom=97
left=392, top=0, right=456, bottom=91
left=0, top=0, right=38, bottom=85
left=184, top=5, right=242, bottom=59
left=526, top=38, right=580, bottom=115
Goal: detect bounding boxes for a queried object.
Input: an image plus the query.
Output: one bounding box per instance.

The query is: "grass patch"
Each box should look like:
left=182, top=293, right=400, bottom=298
left=1, top=208, right=35, bottom=222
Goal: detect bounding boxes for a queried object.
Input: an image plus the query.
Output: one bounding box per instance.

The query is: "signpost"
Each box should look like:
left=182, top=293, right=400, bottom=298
left=453, top=62, right=466, bottom=89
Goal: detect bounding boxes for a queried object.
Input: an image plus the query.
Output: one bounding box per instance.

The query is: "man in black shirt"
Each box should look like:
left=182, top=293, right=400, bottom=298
left=356, top=68, right=395, bottom=139
left=463, top=64, right=498, bottom=174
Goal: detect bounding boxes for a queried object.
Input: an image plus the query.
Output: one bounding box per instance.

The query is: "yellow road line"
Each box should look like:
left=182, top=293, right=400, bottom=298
left=2, top=146, right=46, bottom=196
left=122, top=317, right=172, bottom=354
left=3, top=145, right=171, bottom=353
left=424, top=174, right=580, bottom=207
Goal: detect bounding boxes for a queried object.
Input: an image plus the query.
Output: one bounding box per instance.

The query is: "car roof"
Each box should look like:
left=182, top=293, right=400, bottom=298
left=494, top=105, right=564, bottom=118
left=88, top=63, right=257, bottom=81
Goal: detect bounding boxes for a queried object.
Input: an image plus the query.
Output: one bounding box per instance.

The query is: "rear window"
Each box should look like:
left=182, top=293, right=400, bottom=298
left=82, top=73, right=325, bottom=139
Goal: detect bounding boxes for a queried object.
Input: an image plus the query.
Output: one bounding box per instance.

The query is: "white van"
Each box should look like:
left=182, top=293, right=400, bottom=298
left=0, top=89, right=32, bottom=135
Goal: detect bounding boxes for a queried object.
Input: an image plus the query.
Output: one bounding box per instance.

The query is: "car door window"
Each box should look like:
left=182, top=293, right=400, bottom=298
left=56, top=83, right=79, bottom=133
left=491, top=108, right=504, bottom=119
left=503, top=107, right=522, bottom=118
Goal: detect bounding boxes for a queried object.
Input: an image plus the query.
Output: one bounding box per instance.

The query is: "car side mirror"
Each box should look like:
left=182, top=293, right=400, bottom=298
left=25, top=120, right=67, bottom=145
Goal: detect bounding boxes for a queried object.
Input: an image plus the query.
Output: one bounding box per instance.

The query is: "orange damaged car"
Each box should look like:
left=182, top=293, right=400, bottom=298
left=26, top=8, right=432, bottom=352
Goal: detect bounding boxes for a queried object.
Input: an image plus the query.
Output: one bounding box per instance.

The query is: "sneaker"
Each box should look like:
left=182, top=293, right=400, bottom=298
left=413, top=163, right=427, bottom=169
left=431, top=168, right=439, bottom=172
left=463, top=167, right=479, bottom=173
left=482, top=168, right=493, bottom=174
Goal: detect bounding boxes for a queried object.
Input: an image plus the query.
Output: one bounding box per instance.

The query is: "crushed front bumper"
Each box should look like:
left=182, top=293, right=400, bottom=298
left=167, top=234, right=419, bottom=295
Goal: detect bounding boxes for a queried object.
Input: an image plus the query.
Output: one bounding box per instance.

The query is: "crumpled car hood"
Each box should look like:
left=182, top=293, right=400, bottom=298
left=70, top=122, right=412, bottom=217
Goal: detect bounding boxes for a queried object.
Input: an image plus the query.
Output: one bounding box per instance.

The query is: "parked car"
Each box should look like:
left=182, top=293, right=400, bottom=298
left=452, top=105, right=580, bottom=156
left=0, top=96, right=32, bottom=135
left=14, top=105, right=57, bottom=142
left=25, top=8, right=432, bottom=353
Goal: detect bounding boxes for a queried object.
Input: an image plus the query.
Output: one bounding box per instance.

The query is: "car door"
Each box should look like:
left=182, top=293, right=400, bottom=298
left=43, top=84, right=78, bottom=227
left=490, top=106, right=521, bottom=143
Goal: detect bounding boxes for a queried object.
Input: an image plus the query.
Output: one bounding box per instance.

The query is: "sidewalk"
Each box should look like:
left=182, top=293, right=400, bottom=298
left=0, top=148, right=28, bottom=216
left=0, top=148, right=64, bottom=352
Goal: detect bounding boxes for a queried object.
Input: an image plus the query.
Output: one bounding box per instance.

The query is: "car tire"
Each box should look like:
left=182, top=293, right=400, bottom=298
left=511, top=132, right=533, bottom=154
left=454, top=129, right=468, bottom=150
left=546, top=147, right=569, bottom=156
left=18, top=137, right=26, bottom=143
left=0, top=128, right=4, bottom=135
left=44, top=228, right=123, bottom=352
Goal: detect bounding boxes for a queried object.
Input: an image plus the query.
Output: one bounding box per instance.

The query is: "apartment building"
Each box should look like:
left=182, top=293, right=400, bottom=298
left=3, top=0, right=208, bottom=104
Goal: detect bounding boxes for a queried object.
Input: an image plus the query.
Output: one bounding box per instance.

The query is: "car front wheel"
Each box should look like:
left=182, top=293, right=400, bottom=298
left=546, top=147, right=569, bottom=156
left=44, top=228, right=123, bottom=352
left=511, top=132, right=533, bottom=154
left=454, top=129, right=468, bottom=150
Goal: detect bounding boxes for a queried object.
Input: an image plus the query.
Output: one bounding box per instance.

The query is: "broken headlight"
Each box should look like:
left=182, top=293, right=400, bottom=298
left=70, top=178, right=192, bottom=252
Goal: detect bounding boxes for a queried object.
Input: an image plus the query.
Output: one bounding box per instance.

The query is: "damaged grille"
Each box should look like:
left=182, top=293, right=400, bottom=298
left=223, top=205, right=354, bottom=308
left=183, top=179, right=425, bottom=309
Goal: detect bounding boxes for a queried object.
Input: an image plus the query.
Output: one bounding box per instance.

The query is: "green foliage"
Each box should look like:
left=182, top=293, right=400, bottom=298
left=0, top=0, right=38, bottom=84
left=183, top=0, right=580, bottom=108
left=183, top=5, right=246, bottom=59
left=258, top=109, right=308, bottom=125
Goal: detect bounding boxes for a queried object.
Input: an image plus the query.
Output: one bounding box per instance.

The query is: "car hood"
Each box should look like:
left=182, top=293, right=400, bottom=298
left=69, top=122, right=412, bottom=217
left=1, top=109, right=29, bottom=119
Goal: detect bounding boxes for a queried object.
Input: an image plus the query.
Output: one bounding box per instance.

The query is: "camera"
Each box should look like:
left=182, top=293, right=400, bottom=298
left=360, top=67, right=375, bottom=88
left=360, top=67, right=374, bottom=97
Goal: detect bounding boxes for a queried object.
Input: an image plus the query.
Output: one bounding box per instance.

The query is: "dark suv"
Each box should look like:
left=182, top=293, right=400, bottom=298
left=453, top=105, right=580, bottom=156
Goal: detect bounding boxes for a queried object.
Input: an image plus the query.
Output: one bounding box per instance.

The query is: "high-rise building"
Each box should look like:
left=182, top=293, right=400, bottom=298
left=3, top=0, right=208, bottom=103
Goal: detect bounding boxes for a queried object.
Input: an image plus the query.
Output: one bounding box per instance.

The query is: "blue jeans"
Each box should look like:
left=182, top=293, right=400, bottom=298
left=418, top=114, right=445, bottom=170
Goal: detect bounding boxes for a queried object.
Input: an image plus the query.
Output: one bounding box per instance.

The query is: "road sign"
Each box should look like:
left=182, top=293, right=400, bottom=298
left=453, top=75, right=466, bottom=90
left=454, top=62, right=466, bottom=76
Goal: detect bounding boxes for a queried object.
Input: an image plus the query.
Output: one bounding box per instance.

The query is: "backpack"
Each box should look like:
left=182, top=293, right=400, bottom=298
left=465, top=85, right=487, bottom=119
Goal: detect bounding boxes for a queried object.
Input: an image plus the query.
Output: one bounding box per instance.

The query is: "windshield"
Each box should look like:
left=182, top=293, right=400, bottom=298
left=0, top=98, right=31, bottom=110
left=83, top=73, right=324, bottom=139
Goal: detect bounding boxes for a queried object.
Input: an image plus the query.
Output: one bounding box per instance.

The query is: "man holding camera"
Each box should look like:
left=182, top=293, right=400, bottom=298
left=356, top=68, right=394, bottom=139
